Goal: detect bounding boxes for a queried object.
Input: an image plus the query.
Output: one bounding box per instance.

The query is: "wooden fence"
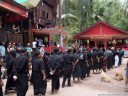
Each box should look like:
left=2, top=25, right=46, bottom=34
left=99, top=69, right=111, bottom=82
left=0, top=28, right=23, bottom=43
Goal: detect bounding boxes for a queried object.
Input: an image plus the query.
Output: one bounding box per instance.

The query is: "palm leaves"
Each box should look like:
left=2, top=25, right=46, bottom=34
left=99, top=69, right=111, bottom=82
left=62, top=0, right=128, bottom=43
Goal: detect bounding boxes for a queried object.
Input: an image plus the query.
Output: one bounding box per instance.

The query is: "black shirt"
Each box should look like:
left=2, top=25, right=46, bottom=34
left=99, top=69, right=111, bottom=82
left=32, top=58, right=44, bottom=72
left=16, top=55, right=29, bottom=74
left=63, top=52, right=74, bottom=64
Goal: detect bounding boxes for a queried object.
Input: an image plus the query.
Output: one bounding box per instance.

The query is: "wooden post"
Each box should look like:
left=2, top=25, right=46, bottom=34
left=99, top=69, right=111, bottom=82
left=95, top=41, right=97, bottom=48
left=28, top=13, right=33, bottom=44
left=49, top=32, right=52, bottom=52
left=104, top=40, right=107, bottom=51
left=87, top=40, right=90, bottom=48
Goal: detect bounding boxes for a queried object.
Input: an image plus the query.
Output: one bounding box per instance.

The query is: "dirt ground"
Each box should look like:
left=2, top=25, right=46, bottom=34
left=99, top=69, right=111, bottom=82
left=3, top=58, right=128, bottom=96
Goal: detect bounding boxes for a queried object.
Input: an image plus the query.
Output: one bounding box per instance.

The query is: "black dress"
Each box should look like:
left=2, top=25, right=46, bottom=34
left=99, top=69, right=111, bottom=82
left=106, top=50, right=113, bottom=69
left=72, top=53, right=82, bottom=78
left=15, top=55, right=29, bottom=96
left=0, top=64, right=3, bottom=96
left=5, top=57, right=16, bottom=93
left=32, top=58, right=47, bottom=95
left=79, top=53, right=86, bottom=79
left=91, top=51, right=99, bottom=70
left=98, top=50, right=104, bottom=70
left=43, top=54, right=50, bottom=79
left=48, top=53, right=60, bottom=92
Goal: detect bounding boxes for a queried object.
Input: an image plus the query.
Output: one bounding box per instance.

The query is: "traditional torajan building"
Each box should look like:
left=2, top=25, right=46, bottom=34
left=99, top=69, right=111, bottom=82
left=0, top=0, right=28, bottom=43
left=74, top=21, right=128, bottom=50
left=19, top=0, right=68, bottom=45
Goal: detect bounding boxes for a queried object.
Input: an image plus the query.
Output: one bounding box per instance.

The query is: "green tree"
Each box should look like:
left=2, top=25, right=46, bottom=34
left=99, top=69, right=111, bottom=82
left=62, top=0, right=128, bottom=43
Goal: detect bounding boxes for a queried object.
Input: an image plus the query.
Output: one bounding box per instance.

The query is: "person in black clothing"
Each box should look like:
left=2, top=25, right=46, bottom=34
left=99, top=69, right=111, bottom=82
left=32, top=49, right=47, bottom=96
left=84, top=48, right=92, bottom=77
left=91, top=48, right=99, bottom=74
left=0, top=56, right=4, bottom=96
left=106, top=47, right=113, bottom=70
left=43, top=52, right=50, bottom=81
left=5, top=50, right=17, bottom=94
left=48, top=48, right=61, bottom=94
left=72, top=48, right=81, bottom=82
left=15, top=48, right=29, bottom=96
left=98, top=48, right=104, bottom=71
left=62, top=47, right=74, bottom=87
left=118, top=48, right=124, bottom=65
left=111, top=47, right=117, bottom=69
left=79, top=49, right=86, bottom=80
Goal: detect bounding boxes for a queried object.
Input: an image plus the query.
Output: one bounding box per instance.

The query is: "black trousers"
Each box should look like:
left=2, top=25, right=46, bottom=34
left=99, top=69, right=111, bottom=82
left=86, top=66, right=90, bottom=76
left=16, top=73, right=28, bottom=96
left=0, top=87, right=3, bottom=96
left=62, top=64, right=72, bottom=86
left=51, top=73, right=60, bottom=92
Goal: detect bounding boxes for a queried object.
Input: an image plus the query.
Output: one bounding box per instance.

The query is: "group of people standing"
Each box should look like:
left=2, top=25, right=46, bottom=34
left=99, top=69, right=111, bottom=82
left=0, top=41, right=124, bottom=96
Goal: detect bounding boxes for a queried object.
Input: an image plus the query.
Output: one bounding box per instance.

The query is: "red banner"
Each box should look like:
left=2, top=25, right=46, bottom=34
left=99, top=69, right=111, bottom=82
left=0, top=0, right=28, bottom=18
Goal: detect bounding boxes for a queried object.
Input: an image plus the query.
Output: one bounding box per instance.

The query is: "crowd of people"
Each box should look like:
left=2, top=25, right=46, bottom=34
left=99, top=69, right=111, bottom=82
left=0, top=41, right=125, bottom=96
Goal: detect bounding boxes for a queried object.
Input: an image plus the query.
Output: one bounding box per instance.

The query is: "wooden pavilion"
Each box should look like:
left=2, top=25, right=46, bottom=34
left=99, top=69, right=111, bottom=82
left=74, top=21, right=128, bottom=50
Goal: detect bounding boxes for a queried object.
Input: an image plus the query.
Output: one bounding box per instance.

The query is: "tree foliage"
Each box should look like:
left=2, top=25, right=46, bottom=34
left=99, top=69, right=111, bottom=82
left=62, top=0, right=128, bottom=42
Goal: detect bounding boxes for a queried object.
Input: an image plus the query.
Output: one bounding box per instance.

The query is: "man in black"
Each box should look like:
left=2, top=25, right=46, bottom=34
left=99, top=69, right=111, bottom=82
left=62, top=47, right=74, bottom=87
left=98, top=48, right=104, bottom=71
left=15, top=48, right=29, bottom=96
left=106, top=47, right=113, bottom=70
left=32, top=49, right=47, bottom=96
left=48, top=48, right=60, bottom=94
left=91, top=48, right=99, bottom=73
left=84, top=48, right=92, bottom=77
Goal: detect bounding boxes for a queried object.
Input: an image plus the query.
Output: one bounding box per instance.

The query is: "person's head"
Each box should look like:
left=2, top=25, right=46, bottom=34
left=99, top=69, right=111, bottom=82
left=53, top=48, right=59, bottom=54
left=2, top=42, right=5, bottom=46
left=108, top=47, right=111, bottom=50
left=9, top=43, right=12, bottom=47
left=92, top=47, right=96, bottom=51
left=84, top=48, right=88, bottom=52
left=9, top=50, right=16, bottom=58
left=27, top=43, right=30, bottom=46
left=73, top=48, right=77, bottom=53
left=20, top=48, right=27, bottom=55
left=100, top=47, right=103, bottom=51
left=13, top=43, right=15, bottom=46
left=68, top=47, right=73, bottom=53
left=18, top=42, right=21, bottom=46
left=35, top=49, right=42, bottom=58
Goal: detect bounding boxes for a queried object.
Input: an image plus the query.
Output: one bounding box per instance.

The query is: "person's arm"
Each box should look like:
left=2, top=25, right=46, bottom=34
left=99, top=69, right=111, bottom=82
left=41, top=69, right=46, bottom=80
left=97, top=56, right=99, bottom=63
left=7, top=47, right=10, bottom=53
left=0, top=66, right=4, bottom=87
left=86, top=59, right=89, bottom=67
left=0, top=79, right=4, bottom=87
left=39, top=60, right=46, bottom=80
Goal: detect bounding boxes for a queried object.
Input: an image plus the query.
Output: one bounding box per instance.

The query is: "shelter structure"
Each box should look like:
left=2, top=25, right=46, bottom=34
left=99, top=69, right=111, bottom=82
left=0, top=0, right=28, bottom=43
left=74, top=21, right=128, bottom=50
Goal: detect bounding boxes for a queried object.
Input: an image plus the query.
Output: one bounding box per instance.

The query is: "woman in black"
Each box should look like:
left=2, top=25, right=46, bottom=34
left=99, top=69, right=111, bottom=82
left=43, top=52, right=50, bottom=81
left=5, top=50, right=16, bottom=94
left=32, top=50, right=47, bottom=96
left=72, top=48, right=81, bottom=82
left=0, top=56, right=4, bottom=96
left=91, top=48, right=99, bottom=74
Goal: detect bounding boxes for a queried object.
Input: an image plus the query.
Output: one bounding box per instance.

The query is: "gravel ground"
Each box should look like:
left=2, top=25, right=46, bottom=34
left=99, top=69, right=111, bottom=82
left=2, top=58, right=128, bottom=96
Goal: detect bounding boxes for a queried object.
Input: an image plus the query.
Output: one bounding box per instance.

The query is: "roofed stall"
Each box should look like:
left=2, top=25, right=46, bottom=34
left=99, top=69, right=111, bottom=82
left=74, top=22, right=128, bottom=50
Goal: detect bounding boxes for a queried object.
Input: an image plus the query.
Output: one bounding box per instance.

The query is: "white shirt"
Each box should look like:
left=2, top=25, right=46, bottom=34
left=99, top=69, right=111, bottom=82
left=32, top=41, right=37, bottom=48
left=40, top=47, right=45, bottom=55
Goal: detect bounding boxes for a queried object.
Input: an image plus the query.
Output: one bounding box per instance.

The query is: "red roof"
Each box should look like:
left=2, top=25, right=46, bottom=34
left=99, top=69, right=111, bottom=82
left=0, top=0, right=28, bottom=18
left=74, top=21, right=128, bottom=40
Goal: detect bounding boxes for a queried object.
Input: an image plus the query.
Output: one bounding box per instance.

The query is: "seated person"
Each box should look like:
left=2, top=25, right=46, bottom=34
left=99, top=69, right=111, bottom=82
left=11, top=24, right=20, bottom=34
